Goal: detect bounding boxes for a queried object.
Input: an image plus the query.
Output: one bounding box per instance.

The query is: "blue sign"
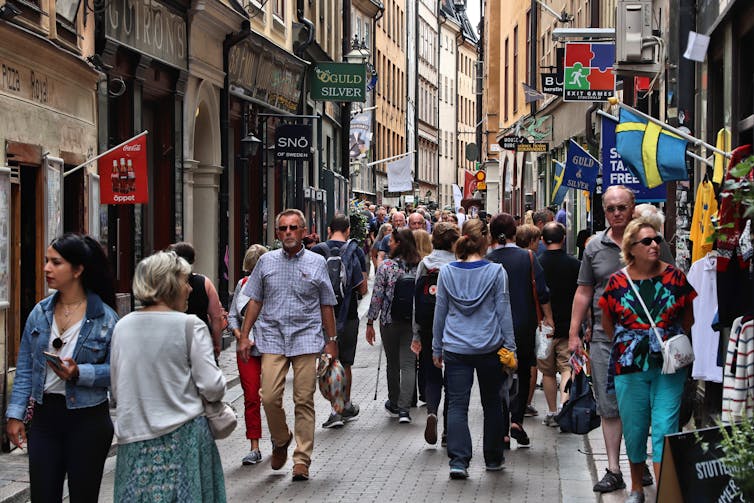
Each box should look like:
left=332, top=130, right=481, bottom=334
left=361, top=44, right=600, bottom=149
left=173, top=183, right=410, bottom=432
left=564, top=139, right=599, bottom=192
left=601, top=116, right=667, bottom=202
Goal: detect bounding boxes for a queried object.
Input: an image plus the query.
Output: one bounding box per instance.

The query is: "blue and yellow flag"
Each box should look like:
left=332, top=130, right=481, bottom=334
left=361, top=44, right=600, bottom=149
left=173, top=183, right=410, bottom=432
left=615, top=108, right=689, bottom=188
left=551, top=161, right=568, bottom=206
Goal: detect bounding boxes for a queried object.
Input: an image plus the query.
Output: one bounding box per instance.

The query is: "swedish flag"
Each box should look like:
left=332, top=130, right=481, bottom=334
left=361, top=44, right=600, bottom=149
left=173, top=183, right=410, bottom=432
left=616, top=108, right=689, bottom=188
left=551, top=161, right=568, bottom=206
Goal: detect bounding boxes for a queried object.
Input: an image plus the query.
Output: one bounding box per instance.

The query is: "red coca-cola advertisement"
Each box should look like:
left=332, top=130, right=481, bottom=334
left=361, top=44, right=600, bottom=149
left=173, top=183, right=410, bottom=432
left=97, top=133, right=149, bottom=204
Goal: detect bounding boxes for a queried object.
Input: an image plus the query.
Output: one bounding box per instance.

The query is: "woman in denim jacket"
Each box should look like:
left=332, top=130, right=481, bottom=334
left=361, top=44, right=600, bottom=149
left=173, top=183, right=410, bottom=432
left=5, top=233, right=118, bottom=502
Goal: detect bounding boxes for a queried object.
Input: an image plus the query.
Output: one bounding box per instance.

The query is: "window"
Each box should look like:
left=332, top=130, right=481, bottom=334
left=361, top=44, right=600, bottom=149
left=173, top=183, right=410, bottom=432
left=274, top=0, right=284, bottom=18
left=513, top=25, right=518, bottom=113
left=525, top=10, right=531, bottom=84
left=504, top=37, right=509, bottom=121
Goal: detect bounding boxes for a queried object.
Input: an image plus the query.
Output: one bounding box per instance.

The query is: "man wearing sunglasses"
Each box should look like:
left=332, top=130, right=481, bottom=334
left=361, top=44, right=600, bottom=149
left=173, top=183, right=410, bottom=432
left=238, top=209, right=338, bottom=482
left=568, top=185, right=673, bottom=494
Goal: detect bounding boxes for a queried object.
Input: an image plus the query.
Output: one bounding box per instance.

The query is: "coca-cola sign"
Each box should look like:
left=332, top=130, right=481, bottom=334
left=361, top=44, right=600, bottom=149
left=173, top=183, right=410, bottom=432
left=97, top=133, right=149, bottom=204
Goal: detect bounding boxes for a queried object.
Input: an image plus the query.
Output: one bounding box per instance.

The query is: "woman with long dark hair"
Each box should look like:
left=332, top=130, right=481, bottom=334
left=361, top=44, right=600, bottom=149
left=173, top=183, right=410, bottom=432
left=5, top=233, right=118, bottom=502
left=366, top=228, right=421, bottom=423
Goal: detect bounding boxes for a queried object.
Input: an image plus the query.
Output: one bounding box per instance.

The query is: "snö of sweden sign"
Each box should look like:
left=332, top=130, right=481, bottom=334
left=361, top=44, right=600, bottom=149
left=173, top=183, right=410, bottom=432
left=310, top=63, right=367, bottom=102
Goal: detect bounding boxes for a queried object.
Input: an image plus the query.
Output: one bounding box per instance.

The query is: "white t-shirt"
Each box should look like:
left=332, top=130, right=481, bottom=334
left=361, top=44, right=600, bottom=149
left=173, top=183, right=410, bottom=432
left=44, top=319, right=82, bottom=394
left=687, top=253, right=722, bottom=382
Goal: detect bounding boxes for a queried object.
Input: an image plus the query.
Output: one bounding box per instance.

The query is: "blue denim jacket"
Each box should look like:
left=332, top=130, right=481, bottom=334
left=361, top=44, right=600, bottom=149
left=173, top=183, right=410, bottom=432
left=6, top=290, right=119, bottom=421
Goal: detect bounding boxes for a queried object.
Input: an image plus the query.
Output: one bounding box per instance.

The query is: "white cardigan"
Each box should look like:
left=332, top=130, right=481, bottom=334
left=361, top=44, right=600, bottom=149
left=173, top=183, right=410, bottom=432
left=722, top=316, right=754, bottom=423
left=110, top=311, right=226, bottom=444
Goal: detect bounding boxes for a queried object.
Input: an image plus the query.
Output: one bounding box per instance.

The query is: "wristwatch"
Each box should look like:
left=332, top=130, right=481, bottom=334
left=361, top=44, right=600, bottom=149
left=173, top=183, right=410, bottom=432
left=327, top=336, right=338, bottom=343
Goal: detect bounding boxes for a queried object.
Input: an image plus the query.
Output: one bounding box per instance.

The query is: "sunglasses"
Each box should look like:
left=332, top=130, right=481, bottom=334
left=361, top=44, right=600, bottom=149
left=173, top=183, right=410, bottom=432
left=632, top=236, right=663, bottom=247
left=605, top=204, right=629, bottom=213
left=277, top=225, right=300, bottom=232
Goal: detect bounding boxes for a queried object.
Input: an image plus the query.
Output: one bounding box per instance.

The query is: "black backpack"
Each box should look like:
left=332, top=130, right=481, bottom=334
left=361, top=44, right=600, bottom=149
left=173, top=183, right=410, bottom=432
left=556, top=370, right=601, bottom=434
left=390, top=266, right=416, bottom=322
left=314, top=240, right=357, bottom=315
left=414, top=268, right=440, bottom=329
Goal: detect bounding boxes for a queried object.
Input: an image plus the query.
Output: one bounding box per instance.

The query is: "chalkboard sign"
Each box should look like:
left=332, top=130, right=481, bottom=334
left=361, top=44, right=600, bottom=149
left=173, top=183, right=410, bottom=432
left=659, top=426, right=744, bottom=503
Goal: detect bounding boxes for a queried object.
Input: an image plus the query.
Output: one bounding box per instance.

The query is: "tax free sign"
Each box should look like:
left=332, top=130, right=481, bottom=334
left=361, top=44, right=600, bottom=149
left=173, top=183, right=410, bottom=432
left=310, top=63, right=367, bottom=102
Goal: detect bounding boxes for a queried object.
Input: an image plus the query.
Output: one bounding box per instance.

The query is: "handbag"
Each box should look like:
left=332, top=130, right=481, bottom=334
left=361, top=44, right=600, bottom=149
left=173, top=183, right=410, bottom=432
left=530, top=251, right=553, bottom=360
left=622, top=267, right=694, bottom=374
left=184, top=317, right=237, bottom=439
left=556, top=354, right=601, bottom=434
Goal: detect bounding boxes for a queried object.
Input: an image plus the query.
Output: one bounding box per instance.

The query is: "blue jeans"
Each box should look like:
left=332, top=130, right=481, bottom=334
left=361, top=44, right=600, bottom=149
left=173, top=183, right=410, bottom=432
left=444, top=350, right=506, bottom=469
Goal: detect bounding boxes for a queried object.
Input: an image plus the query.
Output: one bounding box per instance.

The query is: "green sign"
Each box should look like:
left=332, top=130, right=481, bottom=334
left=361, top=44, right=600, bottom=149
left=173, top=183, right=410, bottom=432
left=310, top=63, right=367, bottom=102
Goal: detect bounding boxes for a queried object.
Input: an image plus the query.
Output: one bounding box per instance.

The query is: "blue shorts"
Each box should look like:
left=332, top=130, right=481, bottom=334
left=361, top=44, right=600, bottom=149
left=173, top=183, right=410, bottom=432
left=614, top=367, right=687, bottom=463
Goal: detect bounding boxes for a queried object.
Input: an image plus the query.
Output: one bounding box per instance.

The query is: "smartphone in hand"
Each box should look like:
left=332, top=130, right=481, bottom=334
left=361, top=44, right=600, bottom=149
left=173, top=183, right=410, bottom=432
left=42, top=351, right=64, bottom=370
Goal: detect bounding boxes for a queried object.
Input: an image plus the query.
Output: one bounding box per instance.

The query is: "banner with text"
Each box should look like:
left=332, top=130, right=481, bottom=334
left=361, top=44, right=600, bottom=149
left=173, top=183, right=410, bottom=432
left=98, top=134, right=149, bottom=204
left=563, top=139, right=599, bottom=192
left=349, top=111, right=372, bottom=159
left=601, top=115, right=666, bottom=202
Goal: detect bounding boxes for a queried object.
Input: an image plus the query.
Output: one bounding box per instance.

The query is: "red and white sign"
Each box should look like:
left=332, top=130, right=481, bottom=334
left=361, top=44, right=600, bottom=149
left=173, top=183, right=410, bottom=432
left=464, top=170, right=476, bottom=198
left=98, top=133, right=149, bottom=204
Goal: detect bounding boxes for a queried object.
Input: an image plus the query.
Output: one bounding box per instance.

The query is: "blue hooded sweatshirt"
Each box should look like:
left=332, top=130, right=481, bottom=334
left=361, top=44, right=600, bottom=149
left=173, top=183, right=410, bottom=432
left=432, top=260, right=516, bottom=358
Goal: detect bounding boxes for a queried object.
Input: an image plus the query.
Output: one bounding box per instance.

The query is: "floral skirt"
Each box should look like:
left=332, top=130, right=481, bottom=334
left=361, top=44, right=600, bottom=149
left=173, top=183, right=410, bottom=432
left=114, top=416, right=226, bottom=503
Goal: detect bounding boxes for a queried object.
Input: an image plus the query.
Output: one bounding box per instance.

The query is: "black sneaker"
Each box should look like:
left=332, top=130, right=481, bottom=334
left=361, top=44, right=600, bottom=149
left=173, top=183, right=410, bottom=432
left=642, top=464, right=654, bottom=486
left=398, top=410, right=412, bottom=423
left=509, top=425, right=530, bottom=448
left=441, top=433, right=447, bottom=447
left=424, top=413, right=438, bottom=444
left=384, top=400, right=399, bottom=417
left=449, top=467, right=469, bottom=479
left=322, top=413, right=344, bottom=429
left=593, top=468, right=626, bottom=493
left=342, top=403, right=360, bottom=422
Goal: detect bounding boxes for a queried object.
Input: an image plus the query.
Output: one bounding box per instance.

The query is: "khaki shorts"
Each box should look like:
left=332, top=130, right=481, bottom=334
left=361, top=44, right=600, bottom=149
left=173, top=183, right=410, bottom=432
left=536, top=338, right=571, bottom=377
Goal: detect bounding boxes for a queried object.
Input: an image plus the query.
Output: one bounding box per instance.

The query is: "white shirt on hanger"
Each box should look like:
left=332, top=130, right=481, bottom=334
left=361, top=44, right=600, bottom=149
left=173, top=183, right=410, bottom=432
left=687, top=252, right=723, bottom=382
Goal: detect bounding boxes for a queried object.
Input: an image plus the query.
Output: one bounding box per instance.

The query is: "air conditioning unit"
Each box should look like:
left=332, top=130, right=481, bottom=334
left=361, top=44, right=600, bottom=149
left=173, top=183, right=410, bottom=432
left=616, top=0, right=654, bottom=64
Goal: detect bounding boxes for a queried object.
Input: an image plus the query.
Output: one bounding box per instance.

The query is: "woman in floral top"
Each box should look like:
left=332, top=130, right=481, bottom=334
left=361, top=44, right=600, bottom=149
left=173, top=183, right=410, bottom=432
left=366, top=229, right=421, bottom=423
left=599, top=218, right=696, bottom=503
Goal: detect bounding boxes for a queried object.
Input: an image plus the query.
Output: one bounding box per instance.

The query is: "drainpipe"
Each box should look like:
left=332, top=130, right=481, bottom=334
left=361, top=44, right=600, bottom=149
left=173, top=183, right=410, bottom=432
left=342, top=0, right=353, bottom=182
left=295, top=0, right=314, bottom=210
left=219, top=20, right=251, bottom=306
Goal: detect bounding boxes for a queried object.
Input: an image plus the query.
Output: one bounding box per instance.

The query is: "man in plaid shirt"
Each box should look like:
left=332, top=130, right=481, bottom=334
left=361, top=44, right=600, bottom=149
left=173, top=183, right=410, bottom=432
left=238, top=209, right=338, bottom=482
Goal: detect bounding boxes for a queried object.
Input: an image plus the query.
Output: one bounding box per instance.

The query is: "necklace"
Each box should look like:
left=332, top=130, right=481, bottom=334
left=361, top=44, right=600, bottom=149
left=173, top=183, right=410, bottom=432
left=53, top=298, right=85, bottom=348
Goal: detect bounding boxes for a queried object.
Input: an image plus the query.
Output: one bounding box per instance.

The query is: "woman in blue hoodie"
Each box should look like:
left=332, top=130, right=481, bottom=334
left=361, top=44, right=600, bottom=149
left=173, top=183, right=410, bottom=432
left=432, top=218, right=516, bottom=479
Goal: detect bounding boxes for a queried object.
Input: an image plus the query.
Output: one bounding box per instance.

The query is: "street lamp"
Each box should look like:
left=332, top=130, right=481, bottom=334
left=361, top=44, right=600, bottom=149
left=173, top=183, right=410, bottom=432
left=240, top=132, right=262, bottom=158
left=344, top=35, right=370, bottom=64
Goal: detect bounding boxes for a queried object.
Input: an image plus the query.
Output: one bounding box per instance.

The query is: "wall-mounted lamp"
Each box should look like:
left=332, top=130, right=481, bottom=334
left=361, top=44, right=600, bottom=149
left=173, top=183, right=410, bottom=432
left=241, top=132, right=262, bottom=158
left=0, top=1, right=21, bottom=20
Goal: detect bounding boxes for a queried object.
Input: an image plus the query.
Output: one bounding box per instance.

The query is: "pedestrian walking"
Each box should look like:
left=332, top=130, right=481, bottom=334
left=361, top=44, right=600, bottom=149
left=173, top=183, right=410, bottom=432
left=169, top=242, right=225, bottom=359
left=311, top=214, right=369, bottom=428
left=228, top=244, right=268, bottom=465
left=110, top=251, right=227, bottom=502
left=5, top=233, right=118, bottom=502
left=599, top=219, right=696, bottom=503
left=432, top=219, right=516, bottom=479
left=411, top=222, right=460, bottom=446
left=237, top=209, right=338, bottom=482
left=536, top=222, right=581, bottom=425
left=371, top=222, right=393, bottom=272
left=568, top=185, right=674, bottom=493
left=377, top=211, right=406, bottom=268
left=487, top=213, right=554, bottom=448
left=366, top=228, right=421, bottom=423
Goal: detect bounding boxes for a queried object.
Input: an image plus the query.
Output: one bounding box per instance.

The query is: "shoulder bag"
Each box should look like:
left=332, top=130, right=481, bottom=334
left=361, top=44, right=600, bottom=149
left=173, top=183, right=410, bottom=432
left=531, top=251, right=553, bottom=360
left=184, top=316, right=237, bottom=439
left=622, top=267, right=694, bottom=374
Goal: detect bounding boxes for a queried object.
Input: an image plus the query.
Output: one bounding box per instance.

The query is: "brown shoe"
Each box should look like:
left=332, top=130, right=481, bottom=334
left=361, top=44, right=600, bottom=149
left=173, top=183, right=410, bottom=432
left=270, top=431, right=293, bottom=470
left=292, top=463, right=309, bottom=481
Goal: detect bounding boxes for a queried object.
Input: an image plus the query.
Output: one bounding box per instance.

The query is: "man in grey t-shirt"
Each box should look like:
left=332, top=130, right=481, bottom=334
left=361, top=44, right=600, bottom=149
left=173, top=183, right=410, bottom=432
left=568, top=185, right=672, bottom=493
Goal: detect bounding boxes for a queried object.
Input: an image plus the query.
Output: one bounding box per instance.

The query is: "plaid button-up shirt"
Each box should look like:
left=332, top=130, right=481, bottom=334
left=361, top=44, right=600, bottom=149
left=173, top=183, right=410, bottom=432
left=242, top=247, right=336, bottom=357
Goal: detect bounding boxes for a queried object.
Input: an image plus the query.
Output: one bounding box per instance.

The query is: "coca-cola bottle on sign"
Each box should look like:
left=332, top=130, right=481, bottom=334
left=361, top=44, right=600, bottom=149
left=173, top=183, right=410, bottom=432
left=127, top=159, right=135, bottom=193
left=119, top=158, right=128, bottom=193
left=111, top=160, right=119, bottom=193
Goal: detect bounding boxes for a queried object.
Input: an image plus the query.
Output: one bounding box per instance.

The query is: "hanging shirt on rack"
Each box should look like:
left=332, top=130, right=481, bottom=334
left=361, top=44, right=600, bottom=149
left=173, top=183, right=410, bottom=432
left=687, top=252, right=722, bottom=382
left=690, top=180, right=718, bottom=263
left=722, top=316, right=754, bottom=423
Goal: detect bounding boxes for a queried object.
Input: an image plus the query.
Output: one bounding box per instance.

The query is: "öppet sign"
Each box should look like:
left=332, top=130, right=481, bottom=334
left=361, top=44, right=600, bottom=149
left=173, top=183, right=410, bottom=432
left=98, top=134, right=149, bottom=204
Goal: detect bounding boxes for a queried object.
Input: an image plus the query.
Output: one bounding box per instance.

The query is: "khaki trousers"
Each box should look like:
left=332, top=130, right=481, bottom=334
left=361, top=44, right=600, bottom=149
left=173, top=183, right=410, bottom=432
left=260, top=353, right=318, bottom=466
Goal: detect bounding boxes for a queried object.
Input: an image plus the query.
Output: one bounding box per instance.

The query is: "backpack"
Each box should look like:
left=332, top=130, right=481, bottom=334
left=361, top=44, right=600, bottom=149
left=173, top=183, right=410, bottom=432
left=414, top=268, right=440, bottom=329
left=555, top=369, right=601, bottom=434
left=390, top=266, right=416, bottom=322
left=320, top=240, right=358, bottom=314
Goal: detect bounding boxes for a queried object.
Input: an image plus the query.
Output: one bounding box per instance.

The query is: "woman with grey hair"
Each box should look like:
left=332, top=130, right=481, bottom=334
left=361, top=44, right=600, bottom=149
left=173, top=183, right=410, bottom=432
left=228, top=244, right=268, bottom=466
left=633, top=204, right=665, bottom=232
left=110, top=251, right=227, bottom=502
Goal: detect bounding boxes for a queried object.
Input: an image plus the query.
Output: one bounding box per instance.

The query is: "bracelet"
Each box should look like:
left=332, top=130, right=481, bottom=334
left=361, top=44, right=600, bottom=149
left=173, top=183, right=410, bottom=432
left=328, top=336, right=338, bottom=342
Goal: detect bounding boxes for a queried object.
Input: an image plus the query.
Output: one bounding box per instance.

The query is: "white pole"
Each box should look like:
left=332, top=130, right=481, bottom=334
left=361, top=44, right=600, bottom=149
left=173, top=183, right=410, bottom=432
left=367, top=150, right=416, bottom=167
left=63, top=131, right=149, bottom=178
left=606, top=98, right=730, bottom=158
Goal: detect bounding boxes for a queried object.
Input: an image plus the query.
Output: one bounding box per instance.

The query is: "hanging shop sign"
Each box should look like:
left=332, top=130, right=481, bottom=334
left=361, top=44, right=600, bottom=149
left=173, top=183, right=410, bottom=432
left=349, top=111, right=372, bottom=159
left=563, top=139, right=599, bottom=192
left=228, top=37, right=306, bottom=115
left=275, top=124, right=312, bottom=161
left=98, top=134, right=149, bottom=204
left=541, top=73, right=563, bottom=96
left=309, top=63, right=367, bottom=102
left=499, top=135, right=528, bottom=150
left=517, top=142, right=549, bottom=153
left=105, top=0, right=187, bottom=70
left=601, top=115, right=667, bottom=202
left=563, top=42, right=615, bottom=102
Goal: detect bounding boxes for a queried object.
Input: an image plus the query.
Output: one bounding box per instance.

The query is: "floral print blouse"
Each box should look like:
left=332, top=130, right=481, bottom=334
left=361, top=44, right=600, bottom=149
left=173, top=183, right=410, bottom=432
left=367, top=257, right=417, bottom=326
left=599, top=265, right=696, bottom=376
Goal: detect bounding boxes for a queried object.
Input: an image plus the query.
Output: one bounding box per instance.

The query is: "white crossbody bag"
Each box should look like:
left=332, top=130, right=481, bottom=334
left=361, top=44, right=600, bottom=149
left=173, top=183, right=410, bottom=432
left=622, top=267, right=694, bottom=374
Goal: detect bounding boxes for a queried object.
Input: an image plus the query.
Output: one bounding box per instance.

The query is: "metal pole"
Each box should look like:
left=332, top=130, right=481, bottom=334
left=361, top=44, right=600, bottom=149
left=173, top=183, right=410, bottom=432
left=64, top=130, right=149, bottom=178
left=367, top=150, right=417, bottom=167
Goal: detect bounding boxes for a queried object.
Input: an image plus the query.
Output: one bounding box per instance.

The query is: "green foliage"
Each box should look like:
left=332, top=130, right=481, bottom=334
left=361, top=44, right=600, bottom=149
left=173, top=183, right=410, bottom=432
left=711, top=155, right=754, bottom=243
left=719, top=418, right=754, bottom=502
left=349, top=212, right=369, bottom=248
